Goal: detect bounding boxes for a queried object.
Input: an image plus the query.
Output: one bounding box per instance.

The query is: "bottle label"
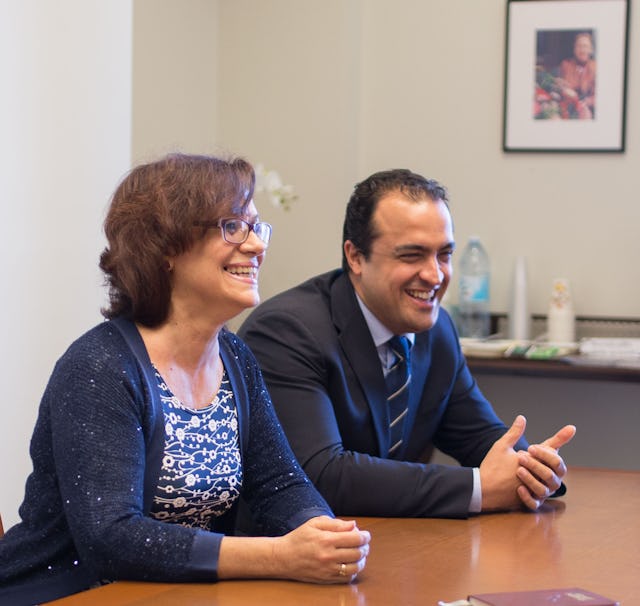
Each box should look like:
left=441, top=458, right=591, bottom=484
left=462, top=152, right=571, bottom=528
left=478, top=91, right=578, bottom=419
left=460, top=275, right=489, bottom=303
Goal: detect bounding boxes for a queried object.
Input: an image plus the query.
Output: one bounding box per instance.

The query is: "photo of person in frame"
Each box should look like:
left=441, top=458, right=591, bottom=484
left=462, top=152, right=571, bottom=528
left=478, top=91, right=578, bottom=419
left=534, top=29, right=596, bottom=120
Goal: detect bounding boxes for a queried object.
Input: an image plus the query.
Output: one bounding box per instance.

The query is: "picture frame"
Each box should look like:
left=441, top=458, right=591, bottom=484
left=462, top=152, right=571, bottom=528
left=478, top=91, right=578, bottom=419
left=502, top=0, right=630, bottom=152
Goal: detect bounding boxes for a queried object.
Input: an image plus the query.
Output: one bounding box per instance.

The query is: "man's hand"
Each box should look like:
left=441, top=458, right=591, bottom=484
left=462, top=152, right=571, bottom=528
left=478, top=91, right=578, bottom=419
left=516, top=424, right=577, bottom=510
left=479, top=416, right=576, bottom=512
left=479, top=415, right=529, bottom=512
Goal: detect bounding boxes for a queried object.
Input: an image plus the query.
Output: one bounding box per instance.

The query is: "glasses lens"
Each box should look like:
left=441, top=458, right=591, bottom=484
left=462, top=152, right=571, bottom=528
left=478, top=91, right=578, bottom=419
left=254, top=222, right=272, bottom=244
left=222, top=219, right=249, bottom=243
left=220, top=218, right=272, bottom=245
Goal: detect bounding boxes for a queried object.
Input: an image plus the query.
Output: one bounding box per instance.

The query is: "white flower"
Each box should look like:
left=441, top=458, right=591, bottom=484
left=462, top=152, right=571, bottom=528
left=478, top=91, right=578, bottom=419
left=254, top=163, right=298, bottom=211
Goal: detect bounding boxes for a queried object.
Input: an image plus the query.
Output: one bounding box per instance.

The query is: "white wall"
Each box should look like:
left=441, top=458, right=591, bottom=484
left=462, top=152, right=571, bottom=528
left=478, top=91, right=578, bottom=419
left=209, top=0, right=640, bottom=320
left=132, top=0, right=219, bottom=163
left=0, top=0, right=132, bottom=527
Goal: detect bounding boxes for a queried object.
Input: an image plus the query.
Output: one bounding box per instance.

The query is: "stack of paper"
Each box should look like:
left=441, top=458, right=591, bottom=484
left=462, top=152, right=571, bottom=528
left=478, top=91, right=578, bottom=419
left=576, top=338, right=640, bottom=368
left=579, top=337, right=640, bottom=358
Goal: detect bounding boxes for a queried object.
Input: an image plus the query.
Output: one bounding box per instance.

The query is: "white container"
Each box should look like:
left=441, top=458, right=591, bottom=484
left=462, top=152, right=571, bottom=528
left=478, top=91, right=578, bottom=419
left=508, top=256, right=530, bottom=340
left=547, top=278, right=575, bottom=343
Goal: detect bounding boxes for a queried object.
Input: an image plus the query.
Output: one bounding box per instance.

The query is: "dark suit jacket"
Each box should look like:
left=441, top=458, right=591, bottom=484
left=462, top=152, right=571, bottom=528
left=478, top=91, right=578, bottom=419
left=239, top=269, right=528, bottom=518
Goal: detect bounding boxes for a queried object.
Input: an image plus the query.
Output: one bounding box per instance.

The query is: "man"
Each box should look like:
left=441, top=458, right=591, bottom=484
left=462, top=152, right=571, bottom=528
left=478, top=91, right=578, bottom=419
left=239, top=169, right=575, bottom=518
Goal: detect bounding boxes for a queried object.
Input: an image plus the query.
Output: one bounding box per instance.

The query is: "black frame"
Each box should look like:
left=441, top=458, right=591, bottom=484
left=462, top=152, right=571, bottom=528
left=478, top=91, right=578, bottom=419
left=503, top=0, right=630, bottom=152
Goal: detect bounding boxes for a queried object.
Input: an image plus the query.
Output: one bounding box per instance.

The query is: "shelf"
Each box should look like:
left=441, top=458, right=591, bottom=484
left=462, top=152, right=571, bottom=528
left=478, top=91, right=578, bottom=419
left=466, top=355, right=640, bottom=383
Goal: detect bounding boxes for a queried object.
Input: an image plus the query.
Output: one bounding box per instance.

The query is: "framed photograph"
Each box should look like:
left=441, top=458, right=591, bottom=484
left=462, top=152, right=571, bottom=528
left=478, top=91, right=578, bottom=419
left=503, top=0, right=630, bottom=152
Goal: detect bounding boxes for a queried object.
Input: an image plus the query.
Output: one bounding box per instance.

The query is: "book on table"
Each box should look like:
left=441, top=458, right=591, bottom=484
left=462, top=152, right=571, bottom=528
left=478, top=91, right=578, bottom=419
left=466, top=587, right=618, bottom=605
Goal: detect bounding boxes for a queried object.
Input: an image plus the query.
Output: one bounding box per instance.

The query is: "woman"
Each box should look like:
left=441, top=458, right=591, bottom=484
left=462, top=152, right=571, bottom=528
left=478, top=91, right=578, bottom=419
left=0, top=154, right=370, bottom=604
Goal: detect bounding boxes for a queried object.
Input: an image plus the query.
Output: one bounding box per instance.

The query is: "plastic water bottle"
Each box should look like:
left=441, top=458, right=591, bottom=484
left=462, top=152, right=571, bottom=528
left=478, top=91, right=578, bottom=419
left=458, top=236, right=491, bottom=339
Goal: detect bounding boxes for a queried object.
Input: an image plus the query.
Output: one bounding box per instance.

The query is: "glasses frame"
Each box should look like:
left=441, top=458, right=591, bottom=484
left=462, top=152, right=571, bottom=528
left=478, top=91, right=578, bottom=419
left=194, top=217, right=272, bottom=246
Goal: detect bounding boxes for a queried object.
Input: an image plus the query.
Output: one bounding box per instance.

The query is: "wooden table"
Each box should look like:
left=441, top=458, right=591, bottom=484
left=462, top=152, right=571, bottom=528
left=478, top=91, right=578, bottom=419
left=49, top=467, right=639, bottom=606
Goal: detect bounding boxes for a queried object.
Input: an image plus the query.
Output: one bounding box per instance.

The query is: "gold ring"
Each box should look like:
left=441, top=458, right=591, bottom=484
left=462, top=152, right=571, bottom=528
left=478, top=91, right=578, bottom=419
left=339, top=563, right=347, bottom=576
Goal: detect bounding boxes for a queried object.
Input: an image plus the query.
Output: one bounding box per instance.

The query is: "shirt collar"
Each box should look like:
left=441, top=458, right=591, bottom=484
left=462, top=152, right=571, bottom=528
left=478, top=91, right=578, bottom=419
left=355, top=293, right=415, bottom=348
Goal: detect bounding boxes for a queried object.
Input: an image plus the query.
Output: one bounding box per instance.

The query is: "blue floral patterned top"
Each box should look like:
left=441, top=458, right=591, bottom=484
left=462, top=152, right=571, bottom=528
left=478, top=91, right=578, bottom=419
left=150, top=368, right=243, bottom=530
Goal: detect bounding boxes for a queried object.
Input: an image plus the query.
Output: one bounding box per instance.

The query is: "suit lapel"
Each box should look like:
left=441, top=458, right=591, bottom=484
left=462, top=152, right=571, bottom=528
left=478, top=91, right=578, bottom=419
left=330, top=273, right=390, bottom=456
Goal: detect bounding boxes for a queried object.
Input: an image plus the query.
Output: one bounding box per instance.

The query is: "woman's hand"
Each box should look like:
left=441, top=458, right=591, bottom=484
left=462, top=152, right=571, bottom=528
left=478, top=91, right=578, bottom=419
left=218, top=516, right=370, bottom=584
left=272, top=516, right=371, bottom=584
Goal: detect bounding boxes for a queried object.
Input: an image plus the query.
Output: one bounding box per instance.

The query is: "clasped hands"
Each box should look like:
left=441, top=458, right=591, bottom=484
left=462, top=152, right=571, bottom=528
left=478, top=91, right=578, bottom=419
left=480, top=415, right=577, bottom=512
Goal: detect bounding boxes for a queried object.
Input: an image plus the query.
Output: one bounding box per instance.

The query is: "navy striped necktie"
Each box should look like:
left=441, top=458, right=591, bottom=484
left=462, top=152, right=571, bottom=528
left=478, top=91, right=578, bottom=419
left=385, top=335, right=411, bottom=457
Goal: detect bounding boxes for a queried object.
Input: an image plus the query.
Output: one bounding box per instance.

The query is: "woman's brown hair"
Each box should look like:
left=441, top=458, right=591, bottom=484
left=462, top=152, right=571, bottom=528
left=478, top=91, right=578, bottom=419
left=99, top=153, right=255, bottom=326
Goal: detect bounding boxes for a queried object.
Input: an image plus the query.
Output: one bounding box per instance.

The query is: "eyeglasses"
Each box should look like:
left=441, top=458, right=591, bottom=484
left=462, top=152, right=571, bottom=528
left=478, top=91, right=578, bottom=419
left=194, top=217, right=273, bottom=246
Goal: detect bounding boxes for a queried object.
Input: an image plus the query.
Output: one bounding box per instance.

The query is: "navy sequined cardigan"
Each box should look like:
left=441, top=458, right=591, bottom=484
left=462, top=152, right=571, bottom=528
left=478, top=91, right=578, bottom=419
left=0, top=320, right=332, bottom=605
